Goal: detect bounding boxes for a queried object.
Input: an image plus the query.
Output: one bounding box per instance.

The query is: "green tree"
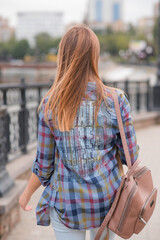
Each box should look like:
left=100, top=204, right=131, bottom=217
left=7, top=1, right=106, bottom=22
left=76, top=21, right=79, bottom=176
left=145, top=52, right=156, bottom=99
left=35, top=32, right=52, bottom=54
left=12, top=39, right=30, bottom=59
left=127, top=23, right=136, bottom=36
left=106, top=26, right=113, bottom=34
left=153, top=18, right=158, bottom=55
left=50, top=38, right=61, bottom=54
left=0, top=42, right=8, bottom=60
left=0, top=36, right=17, bottom=60
left=35, top=33, right=60, bottom=55
left=97, top=33, right=130, bottom=55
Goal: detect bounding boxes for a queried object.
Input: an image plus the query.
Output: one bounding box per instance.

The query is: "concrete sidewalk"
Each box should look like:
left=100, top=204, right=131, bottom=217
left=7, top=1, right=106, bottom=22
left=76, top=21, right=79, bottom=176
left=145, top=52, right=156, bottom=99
left=6, top=125, right=160, bottom=240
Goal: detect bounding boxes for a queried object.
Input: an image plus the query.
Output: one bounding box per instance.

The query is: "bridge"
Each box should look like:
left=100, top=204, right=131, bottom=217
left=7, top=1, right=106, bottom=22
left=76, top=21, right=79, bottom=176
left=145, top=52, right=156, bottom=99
left=0, top=79, right=160, bottom=240
left=0, top=62, right=57, bottom=69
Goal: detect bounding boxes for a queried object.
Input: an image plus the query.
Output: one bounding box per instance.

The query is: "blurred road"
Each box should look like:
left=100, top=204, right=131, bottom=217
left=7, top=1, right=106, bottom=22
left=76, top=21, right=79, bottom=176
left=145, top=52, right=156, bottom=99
left=6, top=124, right=160, bottom=240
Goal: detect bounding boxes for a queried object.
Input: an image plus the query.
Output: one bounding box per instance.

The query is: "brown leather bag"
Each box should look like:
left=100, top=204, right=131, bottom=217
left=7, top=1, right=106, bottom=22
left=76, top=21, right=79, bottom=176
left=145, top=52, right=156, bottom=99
left=94, top=88, right=157, bottom=240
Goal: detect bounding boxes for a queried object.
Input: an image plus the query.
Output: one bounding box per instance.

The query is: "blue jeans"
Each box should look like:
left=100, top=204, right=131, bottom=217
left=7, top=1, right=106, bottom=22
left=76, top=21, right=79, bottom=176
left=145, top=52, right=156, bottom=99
left=50, top=207, right=115, bottom=240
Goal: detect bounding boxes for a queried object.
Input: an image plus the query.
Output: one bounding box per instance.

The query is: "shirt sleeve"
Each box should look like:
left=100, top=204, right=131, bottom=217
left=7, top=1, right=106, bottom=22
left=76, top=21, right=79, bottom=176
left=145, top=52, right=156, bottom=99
left=31, top=102, right=55, bottom=187
left=115, top=91, right=139, bottom=165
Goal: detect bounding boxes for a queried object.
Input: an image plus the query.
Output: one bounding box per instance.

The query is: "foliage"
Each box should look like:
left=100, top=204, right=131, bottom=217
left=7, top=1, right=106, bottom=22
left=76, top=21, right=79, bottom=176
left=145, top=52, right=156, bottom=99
left=12, top=39, right=30, bottom=59
left=34, top=33, right=60, bottom=56
left=0, top=36, right=16, bottom=60
left=126, top=23, right=136, bottom=36
left=153, top=18, right=158, bottom=55
left=0, top=32, right=61, bottom=61
left=0, top=23, right=156, bottom=61
left=97, top=32, right=130, bottom=55
left=0, top=36, right=30, bottom=60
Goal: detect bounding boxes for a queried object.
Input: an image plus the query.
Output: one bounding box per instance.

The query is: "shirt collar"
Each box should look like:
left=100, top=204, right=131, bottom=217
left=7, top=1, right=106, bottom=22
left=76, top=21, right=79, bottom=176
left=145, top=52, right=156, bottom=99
left=86, top=81, right=96, bottom=92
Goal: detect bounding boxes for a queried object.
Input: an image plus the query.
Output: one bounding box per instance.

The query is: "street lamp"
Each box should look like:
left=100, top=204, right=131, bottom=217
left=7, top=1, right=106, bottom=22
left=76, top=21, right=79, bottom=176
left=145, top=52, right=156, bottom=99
left=153, top=0, right=160, bottom=109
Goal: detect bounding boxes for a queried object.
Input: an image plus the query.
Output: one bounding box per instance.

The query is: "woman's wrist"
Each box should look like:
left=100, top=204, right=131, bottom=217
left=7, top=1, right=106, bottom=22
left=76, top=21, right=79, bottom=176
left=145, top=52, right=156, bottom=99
left=23, top=187, right=32, bottom=200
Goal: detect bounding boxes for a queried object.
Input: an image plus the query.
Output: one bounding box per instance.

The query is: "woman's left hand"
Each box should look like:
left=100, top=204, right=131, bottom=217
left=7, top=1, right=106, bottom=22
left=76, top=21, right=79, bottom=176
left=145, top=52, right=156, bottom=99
left=19, top=191, right=32, bottom=211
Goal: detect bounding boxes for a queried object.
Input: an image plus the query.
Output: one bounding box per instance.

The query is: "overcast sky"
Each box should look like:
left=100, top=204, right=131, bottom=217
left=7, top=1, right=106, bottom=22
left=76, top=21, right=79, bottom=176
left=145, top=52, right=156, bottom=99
left=0, top=0, right=158, bottom=27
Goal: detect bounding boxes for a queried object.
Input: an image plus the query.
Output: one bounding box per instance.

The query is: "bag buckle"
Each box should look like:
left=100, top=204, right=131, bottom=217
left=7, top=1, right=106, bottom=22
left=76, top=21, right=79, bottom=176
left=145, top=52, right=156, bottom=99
left=139, top=217, right=147, bottom=225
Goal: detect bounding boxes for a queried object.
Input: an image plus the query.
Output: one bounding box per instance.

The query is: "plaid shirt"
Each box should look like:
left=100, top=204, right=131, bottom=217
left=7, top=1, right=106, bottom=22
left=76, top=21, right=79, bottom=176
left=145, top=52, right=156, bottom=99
left=31, top=81, right=139, bottom=229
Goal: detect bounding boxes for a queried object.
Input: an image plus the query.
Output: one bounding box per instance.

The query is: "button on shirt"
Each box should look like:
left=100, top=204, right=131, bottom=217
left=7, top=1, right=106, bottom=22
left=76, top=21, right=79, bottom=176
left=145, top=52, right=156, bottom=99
left=31, top=82, right=139, bottom=230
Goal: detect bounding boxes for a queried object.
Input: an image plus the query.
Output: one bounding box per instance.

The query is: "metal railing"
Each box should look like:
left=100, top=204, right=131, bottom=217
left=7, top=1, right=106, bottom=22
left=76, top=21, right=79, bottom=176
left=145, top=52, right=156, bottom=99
left=0, top=78, right=152, bottom=161
left=0, top=106, right=14, bottom=197
left=103, top=79, right=151, bottom=113
left=0, top=78, right=52, bottom=161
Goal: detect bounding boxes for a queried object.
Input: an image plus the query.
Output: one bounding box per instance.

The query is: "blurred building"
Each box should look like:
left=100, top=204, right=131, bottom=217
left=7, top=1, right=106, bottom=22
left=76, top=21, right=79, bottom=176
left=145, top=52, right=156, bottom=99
left=87, top=0, right=123, bottom=23
left=16, top=12, right=64, bottom=46
left=138, top=17, right=154, bottom=41
left=0, top=17, right=14, bottom=42
left=154, top=2, right=160, bottom=19
left=86, top=0, right=125, bottom=31
left=138, top=17, right=154, bottom=30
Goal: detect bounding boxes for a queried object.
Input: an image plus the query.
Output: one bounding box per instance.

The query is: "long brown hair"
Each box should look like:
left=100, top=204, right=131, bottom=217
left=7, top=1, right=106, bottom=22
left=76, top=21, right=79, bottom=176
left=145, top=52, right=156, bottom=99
left=39, top=25, right=108, bottom=131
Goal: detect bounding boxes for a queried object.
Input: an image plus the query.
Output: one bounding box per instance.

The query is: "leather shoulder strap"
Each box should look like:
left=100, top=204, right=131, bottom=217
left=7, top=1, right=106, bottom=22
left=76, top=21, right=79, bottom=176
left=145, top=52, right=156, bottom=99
left=109, top=87, right=132, bottom=168
left=94, top=87, right=135, bottom=240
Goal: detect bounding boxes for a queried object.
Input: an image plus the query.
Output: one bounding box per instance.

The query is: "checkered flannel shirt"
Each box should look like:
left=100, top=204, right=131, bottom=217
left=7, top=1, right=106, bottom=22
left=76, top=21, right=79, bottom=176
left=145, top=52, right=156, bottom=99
left=31, top=81, right=139, bottom=229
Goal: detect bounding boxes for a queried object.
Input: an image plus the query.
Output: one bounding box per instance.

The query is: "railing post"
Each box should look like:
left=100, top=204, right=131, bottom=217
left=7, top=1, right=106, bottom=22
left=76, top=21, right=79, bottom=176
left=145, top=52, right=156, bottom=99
left=146, top=79, right=150, bottom=111
left=102, top=78, right=106, bottom=86
left=37, top=87, right=41, bottom=136
left=0, top=67, right=2, bottom=83
left=19, top=78, right=28, bottom=154
left=2, top=89, right=10, bottom=153
left=125, top=79, right=129, bottom=99
left=113, top=81, right=117, bottom=88
left=38, top=87, right=41, bottom=104
left=0, top=106, right=14, bottom=197
left=136, top=81, right=140, bottom=112
left=3, top=89, right=7, bottom=105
